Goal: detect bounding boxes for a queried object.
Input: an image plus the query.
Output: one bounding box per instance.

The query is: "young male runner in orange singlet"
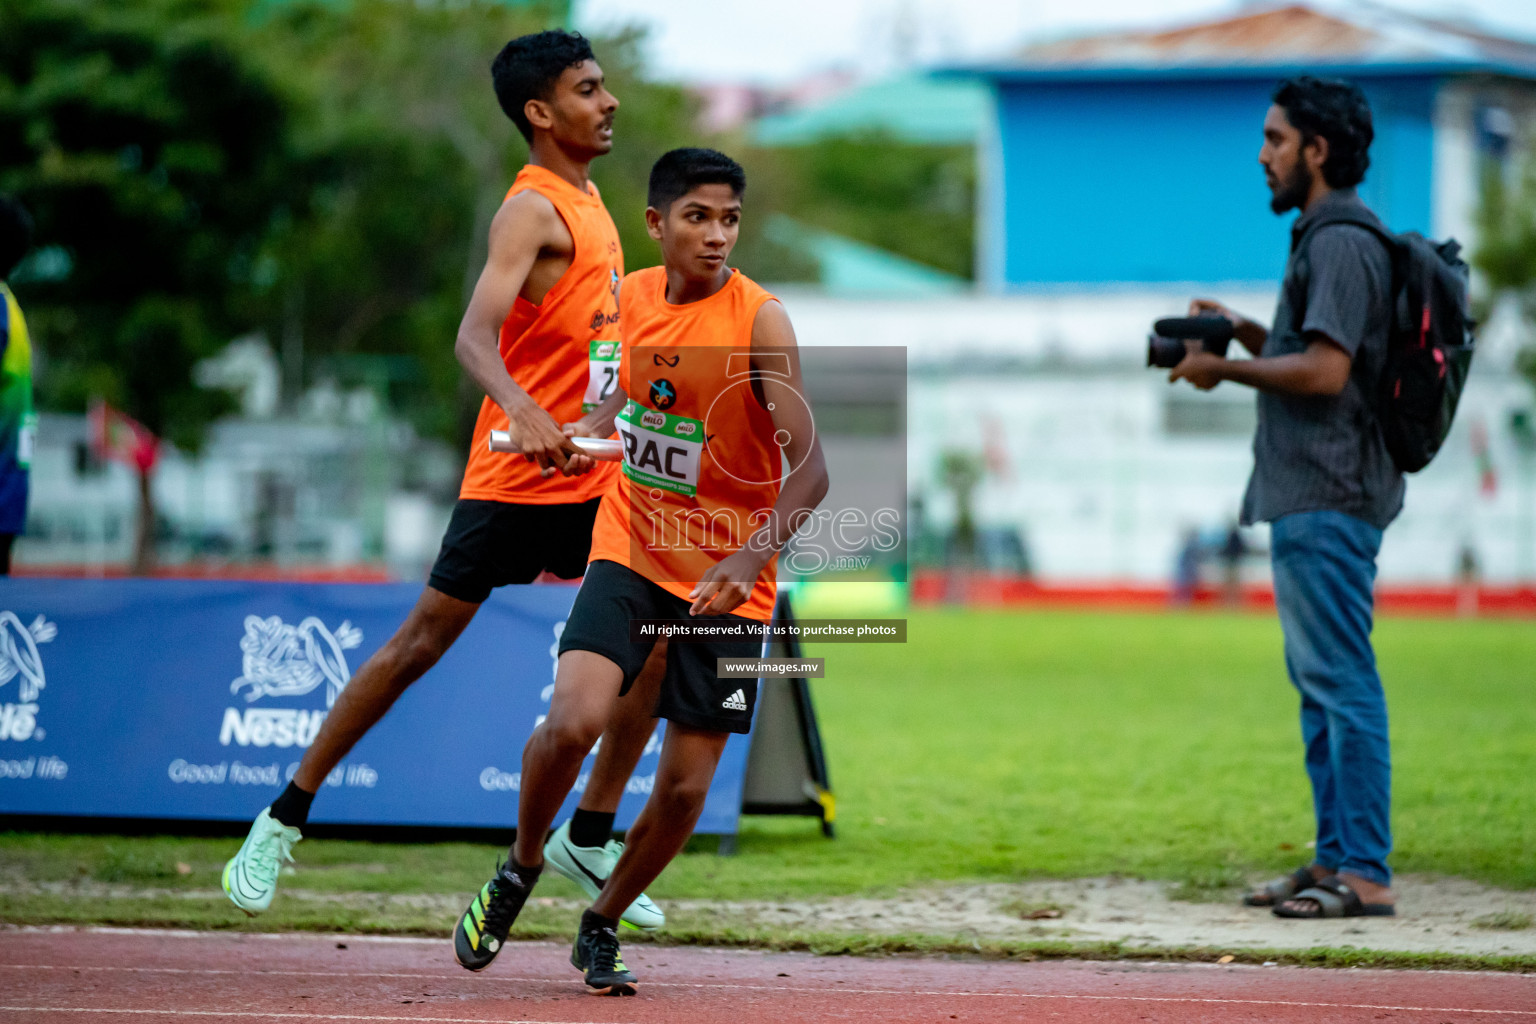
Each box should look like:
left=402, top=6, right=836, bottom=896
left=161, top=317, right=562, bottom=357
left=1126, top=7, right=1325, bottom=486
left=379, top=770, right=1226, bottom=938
left=224, top=31, right=665, bottom=940
left=452, top=148, right=829, bottom=995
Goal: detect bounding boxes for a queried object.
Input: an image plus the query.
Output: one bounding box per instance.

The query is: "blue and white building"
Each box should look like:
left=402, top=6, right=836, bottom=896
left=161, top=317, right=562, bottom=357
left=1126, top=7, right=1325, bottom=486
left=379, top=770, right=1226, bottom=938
left=963, top=1, right=1535, bottom=293
left=783, top=3, right=1536, bottom=584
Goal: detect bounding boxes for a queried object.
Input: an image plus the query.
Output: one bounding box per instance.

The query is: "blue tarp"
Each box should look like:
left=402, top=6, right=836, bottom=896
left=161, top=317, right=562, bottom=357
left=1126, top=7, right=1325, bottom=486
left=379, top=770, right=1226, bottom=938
left=0, top=579, right=749, bottom=834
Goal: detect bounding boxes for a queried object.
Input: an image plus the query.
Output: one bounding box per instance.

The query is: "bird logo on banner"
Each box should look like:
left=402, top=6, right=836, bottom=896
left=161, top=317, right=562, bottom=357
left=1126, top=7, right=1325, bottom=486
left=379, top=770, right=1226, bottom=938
left=0, top=612, right=56, bottom=704
left=231, top=616, right=363, bottom=709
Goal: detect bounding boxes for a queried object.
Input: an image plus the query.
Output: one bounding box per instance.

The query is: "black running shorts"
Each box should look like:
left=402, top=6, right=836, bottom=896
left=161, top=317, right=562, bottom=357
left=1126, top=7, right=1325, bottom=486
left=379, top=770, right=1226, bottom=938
left=427, top=498, right=602, bottom=604
left=558, top=559, right=761, bottom=735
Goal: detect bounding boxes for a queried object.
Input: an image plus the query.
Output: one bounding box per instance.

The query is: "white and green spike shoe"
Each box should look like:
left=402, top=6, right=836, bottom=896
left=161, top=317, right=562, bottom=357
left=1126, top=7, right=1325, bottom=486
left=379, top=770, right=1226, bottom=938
left=454, top=862, right=537, bottom=971
left=543, top=821, right=665, bottom=932
left=222, top=808, right=302, bottom=915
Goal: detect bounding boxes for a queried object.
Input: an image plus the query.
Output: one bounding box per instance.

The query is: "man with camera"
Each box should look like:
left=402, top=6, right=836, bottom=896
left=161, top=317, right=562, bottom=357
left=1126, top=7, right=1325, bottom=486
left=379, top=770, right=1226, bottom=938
left=1169, top=76, right=1398, bottom=919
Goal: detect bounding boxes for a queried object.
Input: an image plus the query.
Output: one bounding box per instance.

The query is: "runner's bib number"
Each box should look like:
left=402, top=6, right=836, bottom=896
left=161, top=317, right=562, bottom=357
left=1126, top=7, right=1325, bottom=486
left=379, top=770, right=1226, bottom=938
left=617, top=401, right=702, bottom=497
left=583, top=339, right=620, bottom=412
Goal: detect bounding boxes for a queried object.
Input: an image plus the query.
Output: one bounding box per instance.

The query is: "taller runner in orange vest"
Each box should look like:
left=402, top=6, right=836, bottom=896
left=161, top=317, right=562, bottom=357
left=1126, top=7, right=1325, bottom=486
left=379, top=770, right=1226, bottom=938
left=453, top=148, right=829, bottom=995
left=223, top=31, right=666, bottom=939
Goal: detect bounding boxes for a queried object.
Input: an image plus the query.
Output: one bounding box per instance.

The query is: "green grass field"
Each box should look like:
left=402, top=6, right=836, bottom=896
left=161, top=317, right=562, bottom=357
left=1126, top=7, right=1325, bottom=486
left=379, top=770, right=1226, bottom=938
left=2, top=608, right=1532, bottom=934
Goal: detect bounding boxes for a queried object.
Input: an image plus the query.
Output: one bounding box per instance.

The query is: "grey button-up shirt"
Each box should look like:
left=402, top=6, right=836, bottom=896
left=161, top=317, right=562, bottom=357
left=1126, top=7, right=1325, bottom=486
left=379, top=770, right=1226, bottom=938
left=1239, top=189, right=1404, bottom=531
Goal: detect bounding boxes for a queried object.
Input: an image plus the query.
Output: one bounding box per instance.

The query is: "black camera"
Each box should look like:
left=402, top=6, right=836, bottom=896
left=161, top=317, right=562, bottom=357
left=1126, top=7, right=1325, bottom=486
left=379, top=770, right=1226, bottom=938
left=1147, top=316, right=1235, bottom=369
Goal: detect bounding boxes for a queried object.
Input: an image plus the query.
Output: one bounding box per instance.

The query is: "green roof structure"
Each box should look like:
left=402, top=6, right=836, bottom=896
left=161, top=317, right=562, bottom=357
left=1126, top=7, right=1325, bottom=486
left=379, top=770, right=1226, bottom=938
left=766, top=215, right=967, bottom=295
left=753, top=71, right=988, bottom=146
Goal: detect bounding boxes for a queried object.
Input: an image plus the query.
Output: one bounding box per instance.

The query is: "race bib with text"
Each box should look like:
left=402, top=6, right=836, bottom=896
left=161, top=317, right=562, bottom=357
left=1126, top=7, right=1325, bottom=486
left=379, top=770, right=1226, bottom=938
left=617, top=401, right=702, bottom=497
left=583, top=339, right=621, bottom=412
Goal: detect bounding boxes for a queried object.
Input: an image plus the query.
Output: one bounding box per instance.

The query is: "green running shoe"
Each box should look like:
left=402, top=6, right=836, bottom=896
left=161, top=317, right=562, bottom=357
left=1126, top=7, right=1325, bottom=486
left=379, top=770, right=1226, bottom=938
left=570, top=912, right=638, bottom=996
left=454, top=862, right=536, bottom=971
left=221, top=808, right=301, bottom=915
left=543, top=821, right=665, bottom=931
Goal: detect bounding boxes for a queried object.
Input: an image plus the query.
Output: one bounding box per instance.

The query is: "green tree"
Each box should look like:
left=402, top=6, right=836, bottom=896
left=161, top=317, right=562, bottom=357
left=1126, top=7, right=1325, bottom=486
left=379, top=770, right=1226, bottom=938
left=247, top=5, right=705, bottom=443
left=0, top=0, right=298, bottom=570
left=245, top=0, right=554, bottom=442
left=584, top=28, right=705, bottom=270
left=745, top=133, right=975, bottom=280
left=1, top=0, right=809, bottom=573
left=938, top=448, right=982, bottom=566
left=1473, top=155, right=1536, bottom=388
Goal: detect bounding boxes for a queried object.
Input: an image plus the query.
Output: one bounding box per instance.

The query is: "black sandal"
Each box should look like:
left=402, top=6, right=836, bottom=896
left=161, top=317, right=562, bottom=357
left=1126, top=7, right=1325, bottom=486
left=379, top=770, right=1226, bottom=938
left=1272, top=875, right=1396, bottom=919
left=1242, top=865, right=1318, bottom=907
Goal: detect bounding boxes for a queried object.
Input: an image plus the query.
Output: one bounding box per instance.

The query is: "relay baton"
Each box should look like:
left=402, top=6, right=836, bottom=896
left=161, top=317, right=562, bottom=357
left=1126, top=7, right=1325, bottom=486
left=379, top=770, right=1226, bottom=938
left=487, top=430, right=623, bottom=461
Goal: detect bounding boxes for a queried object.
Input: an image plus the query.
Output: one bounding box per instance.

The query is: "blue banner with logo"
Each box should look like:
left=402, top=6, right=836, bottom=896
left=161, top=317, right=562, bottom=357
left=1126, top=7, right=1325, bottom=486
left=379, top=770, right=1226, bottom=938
left=0, top=579, right=749, bottom=834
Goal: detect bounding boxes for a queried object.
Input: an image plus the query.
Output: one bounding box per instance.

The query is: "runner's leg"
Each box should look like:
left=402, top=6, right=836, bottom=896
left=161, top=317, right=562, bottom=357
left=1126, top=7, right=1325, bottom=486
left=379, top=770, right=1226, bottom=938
left=577, top=639, right=666, bottom=819
left=225, top=585, right=480, bottom=914
left=512, top=649, right=626, bottom=869
left=589, top=723, right=728, bottom=922
left=291, top=587, right=479, bottom=793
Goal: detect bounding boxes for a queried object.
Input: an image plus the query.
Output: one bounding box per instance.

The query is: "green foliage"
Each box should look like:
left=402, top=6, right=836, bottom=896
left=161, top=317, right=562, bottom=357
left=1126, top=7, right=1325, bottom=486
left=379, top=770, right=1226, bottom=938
left=584, top=28, right=705, bottom=271
left=2, top=0, right=707, bottom=448
left=0, top=0, right=283, bottom=449
left=1473, top=160, right=1536, bottom=297
left=2, top=0, right=971, bottom=458
left=245, top=0, right=558, bottom=441
left=1473, top=156, right=1536, bottom=391
left=744, top=134, right=975, bottom=281
left=607, top=128, right=975, bottom=286
left=248, top=7, right=719, bottom=443
left=938, top=448, right=983, bottom=556
left=569, top=32, right=820, bottom=287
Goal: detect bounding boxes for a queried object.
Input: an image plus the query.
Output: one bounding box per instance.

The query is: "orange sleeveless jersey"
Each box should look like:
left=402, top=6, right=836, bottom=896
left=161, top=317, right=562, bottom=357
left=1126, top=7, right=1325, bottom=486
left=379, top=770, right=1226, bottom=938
left=459, top=165, right=622, bottom=505
left=588, top=267, right=783, bottom=622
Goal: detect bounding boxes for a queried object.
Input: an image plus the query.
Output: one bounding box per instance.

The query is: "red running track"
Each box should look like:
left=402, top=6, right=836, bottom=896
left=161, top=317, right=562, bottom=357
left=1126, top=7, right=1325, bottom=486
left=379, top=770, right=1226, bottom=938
left=0, top=928, right=1533, bottom=1023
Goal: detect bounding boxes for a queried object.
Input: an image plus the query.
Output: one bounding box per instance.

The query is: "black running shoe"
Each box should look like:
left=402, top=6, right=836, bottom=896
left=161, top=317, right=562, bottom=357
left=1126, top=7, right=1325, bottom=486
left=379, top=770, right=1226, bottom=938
left=454, top=862, right=536, bottom=971
left=570, top=913, right=638, bottom=995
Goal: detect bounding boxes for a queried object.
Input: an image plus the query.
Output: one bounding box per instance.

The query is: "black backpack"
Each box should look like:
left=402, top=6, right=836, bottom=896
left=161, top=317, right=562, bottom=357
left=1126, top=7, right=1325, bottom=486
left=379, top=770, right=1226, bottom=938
left=1298, top=213, right=1476, bottom=473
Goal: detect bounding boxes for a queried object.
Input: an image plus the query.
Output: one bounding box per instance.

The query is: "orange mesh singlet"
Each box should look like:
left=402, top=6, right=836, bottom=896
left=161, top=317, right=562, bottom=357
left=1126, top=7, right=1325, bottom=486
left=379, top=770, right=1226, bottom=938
left=459, top=164, right=622, bottom=505
left=588, top=267, right=785, bottom=622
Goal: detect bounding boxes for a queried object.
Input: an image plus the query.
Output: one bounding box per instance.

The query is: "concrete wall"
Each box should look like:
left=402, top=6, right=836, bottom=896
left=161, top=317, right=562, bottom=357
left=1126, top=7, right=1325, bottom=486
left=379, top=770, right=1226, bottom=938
left=781, top=289, right=1535, bottom=584
left=905, top=367, right=1534, bottom=585
left=16, top=414, right=457, bottom=578
left=1433, top=76, right=1536, bottom=275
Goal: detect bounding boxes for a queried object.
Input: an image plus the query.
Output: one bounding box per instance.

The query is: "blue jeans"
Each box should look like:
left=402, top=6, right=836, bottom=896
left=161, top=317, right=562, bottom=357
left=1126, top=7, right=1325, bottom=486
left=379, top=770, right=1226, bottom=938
left=1270, top=510, right=1392, bottom=887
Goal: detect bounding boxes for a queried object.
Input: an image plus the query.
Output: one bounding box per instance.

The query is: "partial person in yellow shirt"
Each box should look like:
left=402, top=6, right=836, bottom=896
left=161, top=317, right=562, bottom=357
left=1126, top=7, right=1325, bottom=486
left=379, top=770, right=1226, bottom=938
left=0, top=197, right=36, bottom=576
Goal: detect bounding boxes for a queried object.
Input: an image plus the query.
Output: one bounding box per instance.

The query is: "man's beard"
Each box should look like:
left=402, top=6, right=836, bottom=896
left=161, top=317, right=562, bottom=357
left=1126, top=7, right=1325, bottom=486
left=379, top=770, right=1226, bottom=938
left=1269, top=160, right=1313, bottom=214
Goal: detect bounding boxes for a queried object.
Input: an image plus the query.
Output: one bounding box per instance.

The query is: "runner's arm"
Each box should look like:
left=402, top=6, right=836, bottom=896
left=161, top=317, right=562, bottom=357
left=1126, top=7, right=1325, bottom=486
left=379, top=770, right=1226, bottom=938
left=690, top=301, right=829, bottom=616
left=455, top=191, right=580, bottom=473
left=566, top=384, right=629, bottom=441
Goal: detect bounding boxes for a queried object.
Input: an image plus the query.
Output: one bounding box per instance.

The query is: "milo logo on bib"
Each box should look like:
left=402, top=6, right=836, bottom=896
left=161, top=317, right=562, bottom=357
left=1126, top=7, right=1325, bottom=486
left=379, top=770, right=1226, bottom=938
left=618, top=401, right=702, bottom=497
left=583, top=339, right=621, bottom=412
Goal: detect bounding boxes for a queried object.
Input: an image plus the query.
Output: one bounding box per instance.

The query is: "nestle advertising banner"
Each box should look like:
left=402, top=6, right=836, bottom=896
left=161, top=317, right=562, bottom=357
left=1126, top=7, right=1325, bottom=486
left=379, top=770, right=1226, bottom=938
left=0, top=579, right=749, bottom=834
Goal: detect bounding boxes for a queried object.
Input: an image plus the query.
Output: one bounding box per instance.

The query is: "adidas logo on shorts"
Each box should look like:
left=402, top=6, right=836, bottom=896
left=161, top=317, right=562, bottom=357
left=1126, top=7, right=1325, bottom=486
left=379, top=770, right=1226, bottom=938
left=721, top=688, right=748, bottom=711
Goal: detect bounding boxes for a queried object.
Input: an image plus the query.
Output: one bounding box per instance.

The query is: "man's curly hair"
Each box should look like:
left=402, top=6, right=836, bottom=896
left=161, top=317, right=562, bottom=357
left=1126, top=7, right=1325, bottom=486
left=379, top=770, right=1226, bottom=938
left=1273, top=76, right=1374, bottom=189
left=491, top=30, right=596, bottom=143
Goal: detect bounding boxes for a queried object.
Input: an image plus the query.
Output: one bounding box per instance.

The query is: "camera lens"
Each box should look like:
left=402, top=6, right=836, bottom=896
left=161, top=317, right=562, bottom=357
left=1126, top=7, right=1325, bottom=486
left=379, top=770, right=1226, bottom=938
left=1147, top=335, right=1186, bottom=369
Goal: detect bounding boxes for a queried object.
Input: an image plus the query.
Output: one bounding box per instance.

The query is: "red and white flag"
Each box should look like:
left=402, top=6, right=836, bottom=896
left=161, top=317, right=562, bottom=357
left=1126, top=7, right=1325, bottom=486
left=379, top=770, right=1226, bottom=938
left=1470, top=418, right=1496, bottom=498
left=88, top=400, right=160, bottom=473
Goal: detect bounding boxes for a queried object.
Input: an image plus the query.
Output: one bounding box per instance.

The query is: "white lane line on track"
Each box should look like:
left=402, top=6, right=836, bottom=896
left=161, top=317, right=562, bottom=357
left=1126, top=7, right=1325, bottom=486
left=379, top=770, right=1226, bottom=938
left=0, top=1011, right=603, bottom=1022
left=0, top=1002, right=1532, bottom=1020
left=2, top=966, right=1533, bottom=1016
left=11, top=928, right=1533, bottom=982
